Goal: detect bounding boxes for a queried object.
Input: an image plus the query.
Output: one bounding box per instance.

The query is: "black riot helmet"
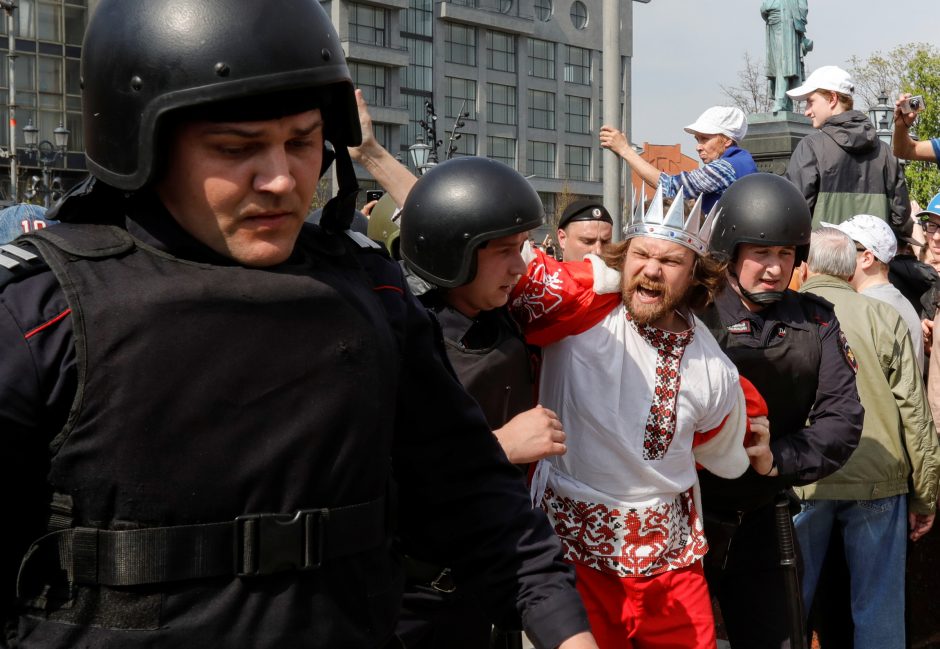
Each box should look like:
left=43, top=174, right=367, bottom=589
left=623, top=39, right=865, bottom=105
left=81, top=0, right=360, bottom=195
left=400, top=157, right=544, bottom=288
left=708, top=172, right=812, bottom=304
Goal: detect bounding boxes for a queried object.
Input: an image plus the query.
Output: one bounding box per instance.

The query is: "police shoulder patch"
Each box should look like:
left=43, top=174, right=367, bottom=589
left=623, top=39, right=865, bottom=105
left=726, top=320, right=751, bottom=334
left=0, top=243, right=47, bottom=290
left=839, top=330, right=858, bottom=374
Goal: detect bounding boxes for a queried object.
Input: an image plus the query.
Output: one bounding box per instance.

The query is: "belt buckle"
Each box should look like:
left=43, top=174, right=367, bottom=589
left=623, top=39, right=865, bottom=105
left=234, top=508, right=327, bottom=577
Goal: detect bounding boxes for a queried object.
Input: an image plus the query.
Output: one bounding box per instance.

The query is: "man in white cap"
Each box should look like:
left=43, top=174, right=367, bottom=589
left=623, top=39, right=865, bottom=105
left=785, top=65, right=910, bottom=234
left=823, top=214, right=925, bottom=373
left=600, top=106, right=757, bottom=212
left=796, top=226, right=939, bottom=649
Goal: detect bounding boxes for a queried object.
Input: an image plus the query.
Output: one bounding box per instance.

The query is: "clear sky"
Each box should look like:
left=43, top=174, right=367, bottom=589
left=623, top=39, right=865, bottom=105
left=629, top=0, right=940, bottom=158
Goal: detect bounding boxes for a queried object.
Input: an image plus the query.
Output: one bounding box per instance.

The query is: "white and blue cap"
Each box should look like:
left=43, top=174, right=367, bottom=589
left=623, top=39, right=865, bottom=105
left=916, top=191, right=940, bottom=221
left=624, top=186, right=718, bottom=255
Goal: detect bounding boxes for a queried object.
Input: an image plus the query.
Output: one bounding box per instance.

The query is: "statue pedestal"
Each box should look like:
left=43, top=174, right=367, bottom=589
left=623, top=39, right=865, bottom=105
left=741, top=111, right=814, bottom=176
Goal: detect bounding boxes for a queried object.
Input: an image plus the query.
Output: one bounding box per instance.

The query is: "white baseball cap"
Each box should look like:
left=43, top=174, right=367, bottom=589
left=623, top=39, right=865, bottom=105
left=786, top=66, right=855, bottom=101
left=821, top=214, right=896, bottom=263
left=684, top=106, right=748, bottom=143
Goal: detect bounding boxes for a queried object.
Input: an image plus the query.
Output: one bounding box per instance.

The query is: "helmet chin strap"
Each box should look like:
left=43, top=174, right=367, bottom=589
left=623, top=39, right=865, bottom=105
left=738, top=286, right=785, bottom=305
left=730, top=269, right=785, bottom=306
left=319, top=144, right=360, bottom=235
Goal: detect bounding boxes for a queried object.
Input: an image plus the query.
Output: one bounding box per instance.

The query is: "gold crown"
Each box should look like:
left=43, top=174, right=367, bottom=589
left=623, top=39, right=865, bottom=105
left=624, top=186, right=719, bottom=255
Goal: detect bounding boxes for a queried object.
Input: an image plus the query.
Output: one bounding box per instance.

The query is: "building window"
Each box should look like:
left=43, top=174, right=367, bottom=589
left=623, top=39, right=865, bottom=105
left=487, top=83, right=516, bottom=125
left=527, top=141, right=555, bottom=178
left=404, top=0, right=432, bottom=36
left=569, top=0, right=587, bottom=29
left=528, top=89, right=555, bottom=130
left=565, top=45, right=591, bottom=85
left=446, top=132, right=477, bottom=157
left=566, top=95, right=591, bottom=134
left=402, top=94, right=432, bottom=151
left=446, top=24, right=476, bottom=66
left=403, top=37, right=433, bottom=92
left=498, top=0, right=513, bottom=13
left=565, top=145, right=591, bottom=181
left=446, top=77, right=477, bottom=120
left=539, top=192, right=556, bottom=220
left=487, top=31, right=515, bottom=72
left=451, top=0, right=478, bottom=7
left=350, top=63, right=387, bottom=107
left=487, top=136, right=516, bottom=168
left=534, top=0, right=552, bottom=21
left=527, top=38, right=555, bottom=79
left=350, top=3, right=387, bottom=46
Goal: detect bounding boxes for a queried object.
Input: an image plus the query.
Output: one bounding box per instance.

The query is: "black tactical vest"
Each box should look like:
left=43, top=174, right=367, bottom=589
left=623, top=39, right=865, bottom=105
left=698, top=293, right=822, bottom=512
left=15, top=223, right=406, bottom=648
left=429, top=303, right=535, bottom=430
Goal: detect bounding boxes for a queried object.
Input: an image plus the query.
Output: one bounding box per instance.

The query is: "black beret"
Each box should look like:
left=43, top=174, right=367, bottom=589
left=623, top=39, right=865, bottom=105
left=558, top=199, right=613, bottom=229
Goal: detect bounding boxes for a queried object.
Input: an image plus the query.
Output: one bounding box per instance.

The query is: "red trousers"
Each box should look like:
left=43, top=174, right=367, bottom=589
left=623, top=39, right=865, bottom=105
left=574, top=561, right=716, bottom=649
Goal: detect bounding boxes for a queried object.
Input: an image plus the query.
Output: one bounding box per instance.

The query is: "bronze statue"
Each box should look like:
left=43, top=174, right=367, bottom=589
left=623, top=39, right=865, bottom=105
left=761, top=0, right=813, bottom=113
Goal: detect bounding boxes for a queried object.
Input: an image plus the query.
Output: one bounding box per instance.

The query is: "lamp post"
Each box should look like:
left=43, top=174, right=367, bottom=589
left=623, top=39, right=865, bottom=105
left=868, top=91, right=893, bottom=145
left=1, top=0, right=18, bottom=201
left=22, top=118, right=69, bottom=207
left=408, top=136, right=432, bottom=176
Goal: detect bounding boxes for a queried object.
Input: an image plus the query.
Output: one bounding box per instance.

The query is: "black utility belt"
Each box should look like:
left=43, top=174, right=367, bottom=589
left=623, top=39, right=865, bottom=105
left=37, top=496, right=387, bottom=587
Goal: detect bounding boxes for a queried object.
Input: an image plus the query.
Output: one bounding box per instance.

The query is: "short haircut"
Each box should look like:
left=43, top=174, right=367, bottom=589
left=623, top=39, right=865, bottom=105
left=808, top=227, right=855, bottom=280
left=816, top=89, right=853, bottom=111
left=601, top=238, right=728, bottom=310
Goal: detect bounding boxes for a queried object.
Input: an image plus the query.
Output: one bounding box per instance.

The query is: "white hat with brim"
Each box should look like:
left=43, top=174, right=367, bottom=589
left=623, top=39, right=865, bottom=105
left=821, top=215, right=896, bottom=264
left=684, top=106, right=748, bottom=143
left=786, top=65, right=855, bottom=101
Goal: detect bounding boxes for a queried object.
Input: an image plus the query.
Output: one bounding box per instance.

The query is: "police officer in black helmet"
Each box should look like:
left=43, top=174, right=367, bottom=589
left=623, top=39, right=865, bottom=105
left=696, top=173, right=863, bottom=649
left=0, top=2, right=598, bottom=648
left=397, top=157, right=568, bottom=649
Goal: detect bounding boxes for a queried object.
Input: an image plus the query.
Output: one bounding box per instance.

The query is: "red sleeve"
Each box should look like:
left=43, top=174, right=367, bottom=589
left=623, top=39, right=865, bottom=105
left=509, top=247, right=620, bottom=347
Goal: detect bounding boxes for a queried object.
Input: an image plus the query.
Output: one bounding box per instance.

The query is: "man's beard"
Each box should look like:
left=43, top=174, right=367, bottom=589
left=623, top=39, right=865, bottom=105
left=622, top=276, right=685, bottom=326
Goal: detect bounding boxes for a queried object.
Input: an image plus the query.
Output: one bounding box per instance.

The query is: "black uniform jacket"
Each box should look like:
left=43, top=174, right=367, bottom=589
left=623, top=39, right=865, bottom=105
left=0, top=192, right=588, bottom=649
left=699, top=287, right=863, bottom=512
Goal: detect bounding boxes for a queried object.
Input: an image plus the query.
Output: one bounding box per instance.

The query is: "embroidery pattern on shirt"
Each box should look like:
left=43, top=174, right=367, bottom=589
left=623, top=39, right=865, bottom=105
left=543, top=486, right=706, bottom=577
left=628, top=314, right=694, bottom=460
left=511, top=260, right=564, bottom=322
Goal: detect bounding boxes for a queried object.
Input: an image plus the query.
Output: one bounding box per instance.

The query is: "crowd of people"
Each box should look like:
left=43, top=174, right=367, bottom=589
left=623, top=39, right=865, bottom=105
left=1, top=2, right=940, bottom=648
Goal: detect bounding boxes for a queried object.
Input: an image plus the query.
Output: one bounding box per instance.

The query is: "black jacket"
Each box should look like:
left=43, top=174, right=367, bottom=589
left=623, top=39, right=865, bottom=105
left=0, top=193, right=587, bottom=649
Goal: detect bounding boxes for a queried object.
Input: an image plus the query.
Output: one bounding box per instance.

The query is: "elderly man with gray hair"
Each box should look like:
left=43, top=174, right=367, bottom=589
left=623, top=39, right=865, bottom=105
left=795, top=226, right=940, bottom=649
left=822, top=214, right=924, bottom=372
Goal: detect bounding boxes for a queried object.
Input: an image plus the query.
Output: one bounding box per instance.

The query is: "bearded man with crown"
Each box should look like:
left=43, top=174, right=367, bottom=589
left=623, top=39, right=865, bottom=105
left=510, top=189, right=773, bottom=649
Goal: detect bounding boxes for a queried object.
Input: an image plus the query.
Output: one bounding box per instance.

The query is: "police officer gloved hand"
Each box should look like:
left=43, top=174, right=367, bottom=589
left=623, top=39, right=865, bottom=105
left=494, top=405, right=567, bottom=464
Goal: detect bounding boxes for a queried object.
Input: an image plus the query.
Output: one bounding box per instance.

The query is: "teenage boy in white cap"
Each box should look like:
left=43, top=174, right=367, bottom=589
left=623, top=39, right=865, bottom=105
left=600, top=106, right=757, bottom=212
left=823, top=214, right=925, bottom=372
left=785, top=65, right=910, bottom=233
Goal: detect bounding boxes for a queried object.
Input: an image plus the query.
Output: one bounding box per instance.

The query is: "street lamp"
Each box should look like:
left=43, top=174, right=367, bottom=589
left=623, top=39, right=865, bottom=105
left=868, top=91, right=893, bottom=145
left=408, top=136, right=433, bottom=176
left=22, top=118, right=69, bottom=207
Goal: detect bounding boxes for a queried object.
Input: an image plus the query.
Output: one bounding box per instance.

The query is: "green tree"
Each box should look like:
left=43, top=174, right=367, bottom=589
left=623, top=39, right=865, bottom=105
left=847, top=43, right=940, bottom=206
left=900, top=48, right=940, bottom=206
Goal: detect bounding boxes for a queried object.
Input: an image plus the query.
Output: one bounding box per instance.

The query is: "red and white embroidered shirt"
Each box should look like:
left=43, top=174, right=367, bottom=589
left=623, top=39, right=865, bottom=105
left=511, top=247, right=749, bottom=578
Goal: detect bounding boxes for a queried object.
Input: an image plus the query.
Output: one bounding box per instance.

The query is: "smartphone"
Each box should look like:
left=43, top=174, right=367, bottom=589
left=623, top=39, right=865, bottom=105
left=366, top=190, right=384, bottom=202
left=900, top=95, right=926, bottom=114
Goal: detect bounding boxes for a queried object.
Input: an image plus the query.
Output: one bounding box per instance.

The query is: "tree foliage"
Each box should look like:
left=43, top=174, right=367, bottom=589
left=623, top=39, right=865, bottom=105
left=845, top=43, right=940, bottom=206
left=900, top=47, right=940, bottom=206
